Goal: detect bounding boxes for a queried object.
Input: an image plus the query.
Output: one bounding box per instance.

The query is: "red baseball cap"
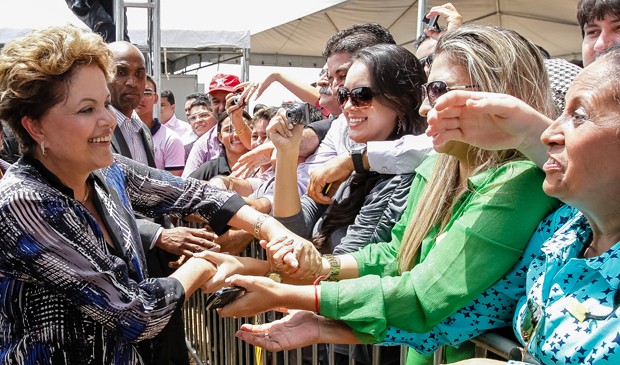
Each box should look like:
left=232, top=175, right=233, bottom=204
left=208, top=73, right=242, bottom=94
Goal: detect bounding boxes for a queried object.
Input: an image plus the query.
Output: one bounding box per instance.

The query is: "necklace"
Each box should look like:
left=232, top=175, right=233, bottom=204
left=81, top=183, right=91, bottom=204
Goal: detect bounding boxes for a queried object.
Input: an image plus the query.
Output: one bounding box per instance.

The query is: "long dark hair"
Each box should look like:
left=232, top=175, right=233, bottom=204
left=313, top=44, right=426, bottom=250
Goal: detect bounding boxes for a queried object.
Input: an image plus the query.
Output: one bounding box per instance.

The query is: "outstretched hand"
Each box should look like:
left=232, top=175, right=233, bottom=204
left=236, top=310, right=322, bottom=351
left=193, top=250, right=245, bottom=292
left=217, top=274, right=287, bottom=318
left=156, top=226, right=220, bottom=257
left=231, top=142, right=274, bottom=178
left=426, top=90, right=550, bottom=166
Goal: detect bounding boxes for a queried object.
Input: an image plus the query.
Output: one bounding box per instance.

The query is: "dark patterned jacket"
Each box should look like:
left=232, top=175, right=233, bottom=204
left=0, top=154, right=244, bottom=364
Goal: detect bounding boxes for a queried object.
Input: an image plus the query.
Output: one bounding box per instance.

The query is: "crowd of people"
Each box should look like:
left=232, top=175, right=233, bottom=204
left=1, top=0, right=620, bottom=364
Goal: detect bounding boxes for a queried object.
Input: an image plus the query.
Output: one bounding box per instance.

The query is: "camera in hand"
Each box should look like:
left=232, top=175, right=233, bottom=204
left=231, top=94, right=244, bottom=107
left=422, top=15, right=441, bottom=32
left=282, top=102, right=311, bottom=126
left=205, top=286, right=245, bottom=310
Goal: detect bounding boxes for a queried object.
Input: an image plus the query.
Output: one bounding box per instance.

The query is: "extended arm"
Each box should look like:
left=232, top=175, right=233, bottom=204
left=426, top=91, right=552, bottom=167
left=255, top=72, right=320, bottom=105
left=236, top=310, right=360, bottom=351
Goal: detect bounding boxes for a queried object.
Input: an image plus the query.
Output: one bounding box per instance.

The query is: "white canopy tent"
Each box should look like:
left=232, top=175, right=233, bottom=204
left=249, top=0, right=583, bottom=67
left=0, top=0, right=583, bottom=78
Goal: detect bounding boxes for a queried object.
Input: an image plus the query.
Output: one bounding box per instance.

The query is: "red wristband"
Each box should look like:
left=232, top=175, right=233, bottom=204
left=313, top=275, right=328, bottom=314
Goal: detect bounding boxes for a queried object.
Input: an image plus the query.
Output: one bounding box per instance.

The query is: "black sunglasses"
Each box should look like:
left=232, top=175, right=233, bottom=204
left=508, top=298, right=543, bottom=362
left=337, top=86, right=375, bottom=108
left=419, top=54, right=433, bottom=68
left=422, top=81, right=478, bottom=107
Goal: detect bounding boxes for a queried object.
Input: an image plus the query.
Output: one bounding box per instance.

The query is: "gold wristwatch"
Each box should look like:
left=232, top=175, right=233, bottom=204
left=323, top=254, right=341, bottom=281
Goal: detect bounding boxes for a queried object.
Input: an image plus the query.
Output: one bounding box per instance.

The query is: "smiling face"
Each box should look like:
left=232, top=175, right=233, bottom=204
left=218, top=116, right=249, bottom=156
left=188, top=105, right=216, bottom=137
left=326, top=52, right=353, bottom=103
left=251, top=117, right=269, bottom=149
left=540, top=59, right=620, bottom=209
left=210, top=90, right=229, bottom=116
left=33, top=64, right=116, bottom=178
left=341, top=61, right=397, bottom=144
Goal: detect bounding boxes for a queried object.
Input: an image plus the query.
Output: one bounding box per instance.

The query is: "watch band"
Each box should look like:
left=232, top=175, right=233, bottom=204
left=323, top=254, right=341, bottom=281
left=351, top=148, right=367, bottom=174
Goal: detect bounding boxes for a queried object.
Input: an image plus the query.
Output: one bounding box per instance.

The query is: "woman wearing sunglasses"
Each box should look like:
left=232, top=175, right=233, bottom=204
left=420, top=47, right=620, bottom=365
left=199, top=24, right=559, bottom=364
left=267, top=43, right=425, bottom=261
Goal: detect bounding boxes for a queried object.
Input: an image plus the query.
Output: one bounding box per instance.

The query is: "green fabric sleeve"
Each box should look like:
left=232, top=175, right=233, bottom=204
left=320, top=160, right=560, bottom=343
left=349, top=156, right=432, bottom=277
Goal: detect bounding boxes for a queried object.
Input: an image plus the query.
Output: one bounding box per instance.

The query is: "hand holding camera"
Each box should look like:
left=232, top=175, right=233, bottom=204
left=422, top=3, right=463, bottom=38
left=266, top=107, right=304, bottom=153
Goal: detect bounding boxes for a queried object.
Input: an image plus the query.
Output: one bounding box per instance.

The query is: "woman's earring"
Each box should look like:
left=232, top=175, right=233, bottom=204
left=40, top=140, right=47, bottom=156
left=396, top=120, right=402, bottom=135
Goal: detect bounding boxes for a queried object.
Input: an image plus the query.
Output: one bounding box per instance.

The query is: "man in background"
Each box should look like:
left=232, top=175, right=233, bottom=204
left=137, top=76, right=185, bottom=176
left=160, top=89, right=196, bottom=147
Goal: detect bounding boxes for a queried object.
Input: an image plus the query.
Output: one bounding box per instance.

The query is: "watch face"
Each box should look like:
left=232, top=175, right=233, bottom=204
left=351, top=143, right=367, bottom=154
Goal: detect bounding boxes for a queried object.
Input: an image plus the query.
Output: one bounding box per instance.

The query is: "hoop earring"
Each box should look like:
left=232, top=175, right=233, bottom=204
left=40, top=140, right=47, bottom=156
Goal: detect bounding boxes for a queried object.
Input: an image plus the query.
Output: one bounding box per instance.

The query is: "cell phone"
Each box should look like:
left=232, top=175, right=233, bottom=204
left=321, top=182, right=333, bottom=196
left=205, top=286, right=245, bottom=310
left=422, top=15, right=440, bottom=32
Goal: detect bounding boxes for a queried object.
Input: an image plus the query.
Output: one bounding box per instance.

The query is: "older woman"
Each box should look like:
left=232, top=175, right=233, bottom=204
left=0, top=25, right=303, bottom=364
left=199, top=24, right=560, bottom=364
left=418, top=46, right=620, bottom=364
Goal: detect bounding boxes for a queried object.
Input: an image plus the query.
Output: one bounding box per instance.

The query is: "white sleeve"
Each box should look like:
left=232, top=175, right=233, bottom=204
left=367, top=134, right=434, bottom=174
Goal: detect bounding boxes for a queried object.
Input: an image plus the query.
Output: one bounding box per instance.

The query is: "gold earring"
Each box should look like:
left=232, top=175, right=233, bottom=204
left=40, top=140, right=47, bottom=156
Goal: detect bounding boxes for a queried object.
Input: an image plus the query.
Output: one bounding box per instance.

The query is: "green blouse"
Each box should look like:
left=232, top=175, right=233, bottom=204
left=320, top=154, right=560, bottom=343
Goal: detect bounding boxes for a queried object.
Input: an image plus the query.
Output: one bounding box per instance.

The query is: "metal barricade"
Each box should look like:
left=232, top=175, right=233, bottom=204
left=179, top=221, right=534, bottom=365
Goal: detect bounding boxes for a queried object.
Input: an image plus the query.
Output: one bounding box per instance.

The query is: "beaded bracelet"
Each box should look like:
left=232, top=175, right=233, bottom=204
left=253, top=213, right=269, bottom=238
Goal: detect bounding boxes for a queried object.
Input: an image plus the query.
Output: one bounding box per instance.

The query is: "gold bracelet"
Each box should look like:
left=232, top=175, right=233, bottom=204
left=234, top=123, right=249, bottom=136
left=323, top=254, right=341, bottom=281
left=267, top=271, right=282, bottom=283
left=253, top=213, right=269, bottom=238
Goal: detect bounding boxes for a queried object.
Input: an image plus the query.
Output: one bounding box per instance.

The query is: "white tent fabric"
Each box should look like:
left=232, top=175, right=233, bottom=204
left=250, top=0, right=583, bottom=65
left=0, top=0, right=583, bottom=72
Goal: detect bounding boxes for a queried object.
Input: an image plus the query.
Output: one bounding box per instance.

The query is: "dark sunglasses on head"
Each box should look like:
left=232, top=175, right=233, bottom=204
left=337, top=86, right=375, bottom=108
left=422, top=81, right=478, bottom=107
left=419, top=54, right=433, bottom=68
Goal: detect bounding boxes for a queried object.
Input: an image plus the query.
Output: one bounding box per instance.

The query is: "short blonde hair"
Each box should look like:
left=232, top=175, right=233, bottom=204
left=0, top=25, right=113, bottom=154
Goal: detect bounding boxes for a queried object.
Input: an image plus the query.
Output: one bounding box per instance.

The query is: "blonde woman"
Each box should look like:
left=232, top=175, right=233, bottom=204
left=200, top=25, right=561, bottom=364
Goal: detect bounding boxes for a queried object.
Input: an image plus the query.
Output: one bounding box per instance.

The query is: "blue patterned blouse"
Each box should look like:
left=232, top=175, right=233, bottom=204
left=0, top=154, right=244, bottom=364
left=381, top=204, right=620, bottom=365
left=508, top=204, right=620, bottom=364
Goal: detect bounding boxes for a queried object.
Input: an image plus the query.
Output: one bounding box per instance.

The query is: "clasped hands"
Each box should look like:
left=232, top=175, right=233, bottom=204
left=190, top=234, right=323, bottom=317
